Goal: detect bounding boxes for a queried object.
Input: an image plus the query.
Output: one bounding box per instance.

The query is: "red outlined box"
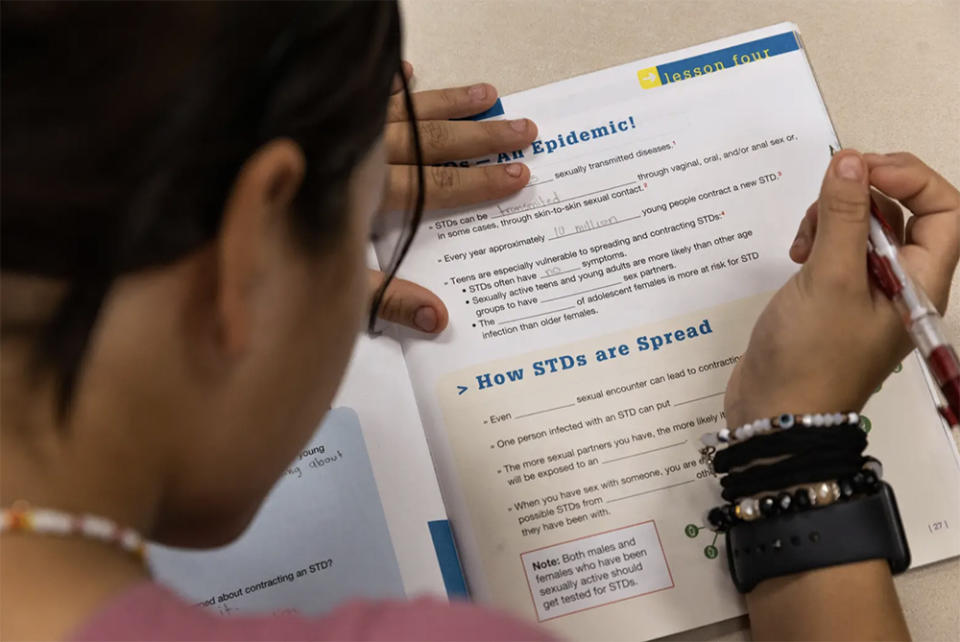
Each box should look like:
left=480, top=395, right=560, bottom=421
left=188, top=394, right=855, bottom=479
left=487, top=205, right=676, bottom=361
left=520, top=520, right=675, bottom=622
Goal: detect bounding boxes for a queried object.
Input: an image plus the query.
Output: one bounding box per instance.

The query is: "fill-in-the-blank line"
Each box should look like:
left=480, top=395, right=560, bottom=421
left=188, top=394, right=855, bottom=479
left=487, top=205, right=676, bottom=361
left=522, top=178, right=557, bottom=190
left=606, top=479, right=698, bottom=503
left=673, top=391, right=725, bottom=407
left=601, top=440, right=688, bottom=464
left=493, top=181, right=637, bottom=219
left=548, top=213, right=644, bottom=241
left=540, top=282, right=623, bottom=304
left=499, top=306, right=576, bottom=325
left=541, top=266, right=581, bottom=278
left=513, top=403, right=577, bottom=419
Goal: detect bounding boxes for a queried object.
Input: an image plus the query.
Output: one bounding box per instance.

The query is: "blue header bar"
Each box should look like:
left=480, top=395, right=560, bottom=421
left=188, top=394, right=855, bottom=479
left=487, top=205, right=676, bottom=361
left=656, top=31, right=800, bottom=86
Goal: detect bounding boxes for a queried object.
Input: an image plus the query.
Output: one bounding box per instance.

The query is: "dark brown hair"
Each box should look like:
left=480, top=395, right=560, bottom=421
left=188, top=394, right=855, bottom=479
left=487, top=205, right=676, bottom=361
left=1, top=1, right=423, bottom=417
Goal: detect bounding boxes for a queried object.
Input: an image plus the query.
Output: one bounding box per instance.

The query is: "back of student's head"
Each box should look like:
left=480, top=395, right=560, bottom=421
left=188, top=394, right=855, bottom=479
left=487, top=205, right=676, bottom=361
left=1, top=0, right=410, bottom=546
left=2, top=0, right=400, bottom=411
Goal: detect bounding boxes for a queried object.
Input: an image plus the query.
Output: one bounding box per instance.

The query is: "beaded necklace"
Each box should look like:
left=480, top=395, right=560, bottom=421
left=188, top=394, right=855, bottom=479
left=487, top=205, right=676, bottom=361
left=1, top=500, right=146, bottom=562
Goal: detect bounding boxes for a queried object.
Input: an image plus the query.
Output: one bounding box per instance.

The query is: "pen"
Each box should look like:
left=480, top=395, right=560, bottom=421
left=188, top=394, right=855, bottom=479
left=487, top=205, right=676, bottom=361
left=865, top=197, right=960, bottom=434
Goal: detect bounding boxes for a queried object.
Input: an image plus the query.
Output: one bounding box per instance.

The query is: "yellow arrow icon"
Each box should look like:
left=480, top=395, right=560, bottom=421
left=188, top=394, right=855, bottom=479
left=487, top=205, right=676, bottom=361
left=636, top=66, right=662, bottom=89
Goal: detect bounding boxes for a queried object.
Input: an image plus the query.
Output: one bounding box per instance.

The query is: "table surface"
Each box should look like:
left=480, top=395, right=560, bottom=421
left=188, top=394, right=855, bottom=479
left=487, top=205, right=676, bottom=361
left=401, top=1, right=960, bottom=639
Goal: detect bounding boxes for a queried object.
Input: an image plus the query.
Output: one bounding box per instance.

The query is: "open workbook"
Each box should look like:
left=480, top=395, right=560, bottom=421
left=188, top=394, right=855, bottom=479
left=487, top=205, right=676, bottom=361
left=151, top=23, right=960, bottom=640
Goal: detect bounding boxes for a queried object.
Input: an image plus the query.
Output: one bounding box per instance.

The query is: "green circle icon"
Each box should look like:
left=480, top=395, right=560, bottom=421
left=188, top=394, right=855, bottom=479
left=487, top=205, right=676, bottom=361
left=704, top=545, right=719, bottom=559
left=894, top=362, right=903, bottom=373
left=684, top=524, right=699, bottom=538
left=859, top=415, right=872, bottom=434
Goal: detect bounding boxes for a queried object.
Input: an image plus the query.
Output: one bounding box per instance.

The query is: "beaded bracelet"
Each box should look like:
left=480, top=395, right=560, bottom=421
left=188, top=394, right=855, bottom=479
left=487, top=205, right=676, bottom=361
left=700, top=411, right=862, bottom=448
left=706, top=460, right=883, bottom=532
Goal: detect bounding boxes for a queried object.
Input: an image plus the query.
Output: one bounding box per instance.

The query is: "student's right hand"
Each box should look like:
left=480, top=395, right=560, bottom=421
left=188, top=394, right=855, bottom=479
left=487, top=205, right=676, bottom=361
left=725, top=151, right=960, bottom=426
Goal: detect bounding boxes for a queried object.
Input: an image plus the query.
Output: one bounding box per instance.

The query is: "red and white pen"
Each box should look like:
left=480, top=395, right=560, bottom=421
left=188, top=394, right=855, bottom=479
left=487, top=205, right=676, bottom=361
left=864, top=189, right=960, bottom=439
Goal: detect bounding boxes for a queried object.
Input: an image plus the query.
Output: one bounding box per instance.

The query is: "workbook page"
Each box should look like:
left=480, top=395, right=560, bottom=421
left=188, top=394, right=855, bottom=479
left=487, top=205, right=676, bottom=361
left=378, top=23, right=960, bottom=640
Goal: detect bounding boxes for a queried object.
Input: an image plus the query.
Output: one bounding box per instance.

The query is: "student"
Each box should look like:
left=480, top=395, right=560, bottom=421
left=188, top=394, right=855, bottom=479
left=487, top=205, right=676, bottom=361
left=2, top=2, right=957, bottom=640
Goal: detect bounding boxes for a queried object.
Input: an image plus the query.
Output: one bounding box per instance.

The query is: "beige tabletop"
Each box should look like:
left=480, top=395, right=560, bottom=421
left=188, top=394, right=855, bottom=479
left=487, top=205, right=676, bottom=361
left=402, top=0, right=960, bottom=639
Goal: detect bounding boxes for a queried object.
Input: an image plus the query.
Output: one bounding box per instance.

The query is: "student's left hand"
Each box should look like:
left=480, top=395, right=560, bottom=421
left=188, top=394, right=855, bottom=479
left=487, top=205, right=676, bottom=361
left=368, top=62, right=538, bottom=333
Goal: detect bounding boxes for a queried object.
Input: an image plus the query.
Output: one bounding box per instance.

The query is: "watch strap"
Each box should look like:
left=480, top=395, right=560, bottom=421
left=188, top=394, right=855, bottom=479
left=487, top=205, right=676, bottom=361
left=726, top=482, right=910, bottom=593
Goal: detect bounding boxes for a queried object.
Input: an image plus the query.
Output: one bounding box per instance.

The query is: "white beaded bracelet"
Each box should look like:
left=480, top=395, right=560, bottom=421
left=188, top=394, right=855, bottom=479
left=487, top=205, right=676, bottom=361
left=700, top=412, right=862, bottom=448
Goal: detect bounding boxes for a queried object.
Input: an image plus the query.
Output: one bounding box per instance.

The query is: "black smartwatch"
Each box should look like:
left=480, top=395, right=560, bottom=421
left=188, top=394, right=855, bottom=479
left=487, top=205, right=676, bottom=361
left=726, top=482, right=910, bottom=593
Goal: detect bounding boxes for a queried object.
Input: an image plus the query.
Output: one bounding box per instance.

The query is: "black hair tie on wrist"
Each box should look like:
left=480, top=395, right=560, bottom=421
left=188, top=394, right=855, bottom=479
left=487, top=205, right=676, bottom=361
left=713, top=425, right=867, bottom=473
left=720, top=451, right=867, bottom=501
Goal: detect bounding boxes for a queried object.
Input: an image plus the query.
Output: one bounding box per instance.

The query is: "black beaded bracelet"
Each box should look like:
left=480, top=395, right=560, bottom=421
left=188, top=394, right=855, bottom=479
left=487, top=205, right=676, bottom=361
left=707, top=462, right=883, bottom=532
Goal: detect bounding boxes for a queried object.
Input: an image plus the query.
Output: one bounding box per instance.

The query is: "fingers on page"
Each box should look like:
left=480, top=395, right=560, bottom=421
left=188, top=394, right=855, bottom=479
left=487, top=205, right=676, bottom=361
left=368, top=270, right=448, bottom=333
left=387, top=83, right=499, bottom=122
left=384, top=118, right=537, bottom=164
left=383, top=163, right=529, bottom=211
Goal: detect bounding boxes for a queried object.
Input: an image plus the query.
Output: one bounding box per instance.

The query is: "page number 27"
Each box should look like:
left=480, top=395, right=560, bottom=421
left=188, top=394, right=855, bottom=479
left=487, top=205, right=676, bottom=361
left=928, top=520, right=950, bottom=533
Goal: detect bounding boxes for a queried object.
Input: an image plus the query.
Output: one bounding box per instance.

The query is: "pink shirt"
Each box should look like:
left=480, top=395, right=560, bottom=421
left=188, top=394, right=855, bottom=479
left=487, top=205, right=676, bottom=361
left=70, top=583, right=556, bottom=641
